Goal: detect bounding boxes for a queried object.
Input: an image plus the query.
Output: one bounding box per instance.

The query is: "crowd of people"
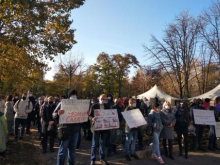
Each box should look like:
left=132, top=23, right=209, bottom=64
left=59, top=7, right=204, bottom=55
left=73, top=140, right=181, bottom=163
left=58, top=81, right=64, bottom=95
left=0, top=89, right=220, bottom=165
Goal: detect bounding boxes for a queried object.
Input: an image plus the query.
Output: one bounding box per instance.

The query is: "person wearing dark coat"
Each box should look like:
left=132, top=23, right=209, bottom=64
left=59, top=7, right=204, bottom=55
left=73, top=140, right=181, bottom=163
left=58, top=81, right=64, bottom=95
left=107, top=94, right=114, bottom=109
left=140, top=97, right=150, bottom=117
left=41, top=96, right=56, bottom=153
left=175, top=101, right=190, bottom=159
left=190, top=99, right=206, bottom=152
left=160, top=101, right=176, bottom=160
left=208, top=97, right=220, bottom=151
left=53, top=89, right=81, bottom=165
left=89, top=94, right=110, bottom=165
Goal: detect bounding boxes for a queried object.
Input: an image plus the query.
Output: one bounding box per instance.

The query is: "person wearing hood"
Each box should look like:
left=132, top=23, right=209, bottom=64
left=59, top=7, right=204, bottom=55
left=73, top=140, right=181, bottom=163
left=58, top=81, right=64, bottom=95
left=13, top=93, right=33, bottom=141
left=107, top=94, right=114, bottom=109
left=160, top=101, right=176, bottom=160
left=190, top=99, right=206, bottom=152
left=89, top=94, right=110, bottom=165
left=53, top=89, right=81, bottom=165
left=147, top=97, right=164, bottom=164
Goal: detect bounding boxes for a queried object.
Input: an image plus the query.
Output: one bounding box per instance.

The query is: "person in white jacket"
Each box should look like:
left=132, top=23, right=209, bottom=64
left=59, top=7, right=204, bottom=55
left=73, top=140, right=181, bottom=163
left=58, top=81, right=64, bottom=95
left=13, top=93, right=33, bottom=141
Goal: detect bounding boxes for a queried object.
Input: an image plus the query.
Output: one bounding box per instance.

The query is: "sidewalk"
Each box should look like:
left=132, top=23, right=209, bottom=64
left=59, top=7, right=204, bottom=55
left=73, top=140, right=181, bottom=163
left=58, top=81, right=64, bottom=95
left=1, top=128, right=220, bottom=165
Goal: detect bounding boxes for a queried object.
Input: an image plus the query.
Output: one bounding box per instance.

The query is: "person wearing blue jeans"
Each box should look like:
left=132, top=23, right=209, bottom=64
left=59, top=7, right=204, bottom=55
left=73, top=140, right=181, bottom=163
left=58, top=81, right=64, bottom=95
left=147, top=97, right=164, bottom=164
left=124, top=98, right=139, bottom=161
left=125, top=130, right=138, bottom=156
left=91, top=131, right=107, bottom=162
left=57, top=133, right=79, bottom=165
left=53, top=89, right=82, bottom=165
left=89, top=94, right=110, bottom=165
left=152, top=131, right=161, bottom=157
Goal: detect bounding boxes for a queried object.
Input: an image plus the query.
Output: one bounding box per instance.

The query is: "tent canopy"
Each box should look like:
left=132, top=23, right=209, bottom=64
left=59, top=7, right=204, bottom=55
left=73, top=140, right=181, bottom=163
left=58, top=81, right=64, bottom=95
left=137, top=85, right=179, bottom=101
left=191, top=84, right=220, bottom=100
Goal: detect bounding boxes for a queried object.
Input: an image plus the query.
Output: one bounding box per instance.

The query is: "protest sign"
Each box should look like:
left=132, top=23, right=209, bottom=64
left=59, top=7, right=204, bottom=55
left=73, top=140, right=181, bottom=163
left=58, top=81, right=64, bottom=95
left=193, top=109, right=216, bottom=125
left=59, top=99, right=90, bottom=124
left=121, top=109, right=147, bottom=128
left=215, top=122, right=220, bottom=137
left=94, top=109, right=119, bottom=131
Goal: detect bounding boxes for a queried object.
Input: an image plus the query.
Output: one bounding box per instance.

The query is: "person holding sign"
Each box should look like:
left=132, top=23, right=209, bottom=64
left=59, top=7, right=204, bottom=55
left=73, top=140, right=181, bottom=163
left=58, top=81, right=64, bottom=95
left=147, top=97, right=164, bottom=164
left=190, top=99, right=206, bottom=152
left=53, top=89, right=81, bottom=165
left=89, top=94, right=110, bottom=165
left=124, top=98, right=139, bottom=161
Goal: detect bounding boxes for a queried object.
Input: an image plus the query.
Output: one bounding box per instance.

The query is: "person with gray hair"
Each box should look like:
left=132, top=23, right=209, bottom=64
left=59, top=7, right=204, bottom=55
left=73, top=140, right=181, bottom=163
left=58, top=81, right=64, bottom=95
left=89, top=94, right=110, bottom=165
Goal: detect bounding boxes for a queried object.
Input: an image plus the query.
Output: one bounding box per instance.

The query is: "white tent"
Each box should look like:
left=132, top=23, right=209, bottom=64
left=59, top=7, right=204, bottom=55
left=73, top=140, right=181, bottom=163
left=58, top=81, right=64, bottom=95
left=137, top=85, right=179, bottom=104
left=191, top=84, right=220, bottom=100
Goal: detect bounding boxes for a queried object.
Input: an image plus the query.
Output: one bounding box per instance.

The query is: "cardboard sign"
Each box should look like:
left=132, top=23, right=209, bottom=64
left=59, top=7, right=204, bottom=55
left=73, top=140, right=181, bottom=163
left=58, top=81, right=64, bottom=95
left=193, top=109, right=216, bottom=125
left=122, top=109, right=147, bottom=129
left=94, top=109, right=119, bottom=131
left=215, top=122, right=220, bottom=137
left=59, top=99, right=90, bottom=124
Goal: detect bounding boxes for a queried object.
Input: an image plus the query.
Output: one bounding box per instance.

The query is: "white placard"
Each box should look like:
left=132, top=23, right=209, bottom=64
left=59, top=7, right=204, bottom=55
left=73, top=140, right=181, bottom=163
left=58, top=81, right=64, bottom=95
left=59, top=99, right=90, bottom=124
left=215, top=122, right=220, bottom=137
left=121, top=109, right=147, bottom=129
left=193, top=109, right=216, bottom=125
left=94, top=109, right=119, bottom=131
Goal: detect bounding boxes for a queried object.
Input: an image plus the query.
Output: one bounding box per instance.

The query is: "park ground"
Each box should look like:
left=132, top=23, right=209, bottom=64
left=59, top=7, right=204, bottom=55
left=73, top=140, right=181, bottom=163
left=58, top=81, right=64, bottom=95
left=1, top=128, right=220, bottom=165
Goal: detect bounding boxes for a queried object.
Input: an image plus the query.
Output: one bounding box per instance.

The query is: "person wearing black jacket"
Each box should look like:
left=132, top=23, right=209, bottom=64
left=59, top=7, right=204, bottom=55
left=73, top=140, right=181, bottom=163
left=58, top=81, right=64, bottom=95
left=41, top=96, right=56, bottom=153
left=53, top=89, right=81, bottom=165
left=89, top=94, right=110, bottom=165
left=175, top=101, right=190, bottom=159
left=190, top=99, right=206, bottom=152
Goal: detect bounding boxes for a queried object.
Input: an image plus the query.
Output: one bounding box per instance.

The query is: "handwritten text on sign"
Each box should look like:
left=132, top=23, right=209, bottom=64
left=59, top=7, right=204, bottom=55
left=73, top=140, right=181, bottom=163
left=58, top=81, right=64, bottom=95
left=215, top=122, right=220, bottom=137
left=94, top=109, right=119, bottom=131
left=193, top=109, right=216, bottom=125
left=122, top=109, right=147, bottom=129
left=59, top=99, right=90, bottom=124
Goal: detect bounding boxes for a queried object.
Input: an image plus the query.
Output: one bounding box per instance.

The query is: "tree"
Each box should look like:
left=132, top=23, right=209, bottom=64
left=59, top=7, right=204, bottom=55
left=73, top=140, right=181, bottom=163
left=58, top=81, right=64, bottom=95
left=200, top=0, right=220, bottom=76
left=0, top=0, right=85, bottom=95
left=0, top=0, right=85, bottom=60
left=54, top=53, right=85, bottom=89
left=112, top=54, right=140, bottom=97
left=131, top=66, right=162, bottom=95
left=92, top=52, right=116, bottom=95
left=144, top=12, right=200, bottom=98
